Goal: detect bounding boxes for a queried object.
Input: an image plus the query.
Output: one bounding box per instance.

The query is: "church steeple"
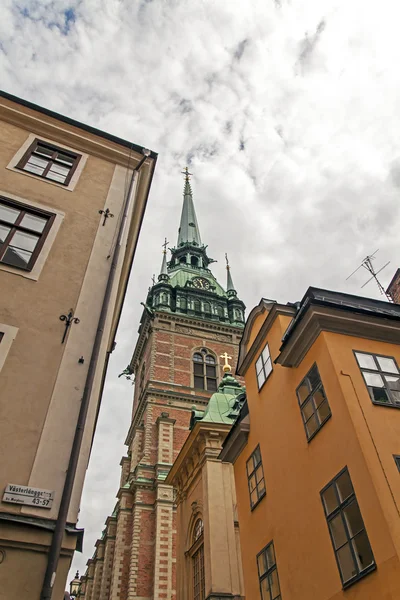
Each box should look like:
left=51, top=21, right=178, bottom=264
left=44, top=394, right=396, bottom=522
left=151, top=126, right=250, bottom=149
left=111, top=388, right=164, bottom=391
left=177, top=167, right=202, bottom=247
left=158, top=238, right=169, bottom=283
left=225, top=254, right=237, bottom=298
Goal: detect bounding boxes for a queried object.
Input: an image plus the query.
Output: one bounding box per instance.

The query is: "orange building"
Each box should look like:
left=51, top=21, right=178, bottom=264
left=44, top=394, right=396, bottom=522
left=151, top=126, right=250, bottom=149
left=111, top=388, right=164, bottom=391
left=221, top=288, right=400, bottom=600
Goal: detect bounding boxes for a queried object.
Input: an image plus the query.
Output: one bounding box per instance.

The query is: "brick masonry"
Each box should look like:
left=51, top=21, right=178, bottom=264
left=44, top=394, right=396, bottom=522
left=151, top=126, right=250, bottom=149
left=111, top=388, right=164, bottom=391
left=80, top=310, right=243, bottom=600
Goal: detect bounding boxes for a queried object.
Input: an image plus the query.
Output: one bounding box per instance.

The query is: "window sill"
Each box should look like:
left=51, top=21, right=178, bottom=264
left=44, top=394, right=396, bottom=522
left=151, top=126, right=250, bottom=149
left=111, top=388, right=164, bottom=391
left=342, top=563, right=376, bottom=590
left=371, top=400, right=400, bottom=409
left=250, top=490, right=266, bottom=512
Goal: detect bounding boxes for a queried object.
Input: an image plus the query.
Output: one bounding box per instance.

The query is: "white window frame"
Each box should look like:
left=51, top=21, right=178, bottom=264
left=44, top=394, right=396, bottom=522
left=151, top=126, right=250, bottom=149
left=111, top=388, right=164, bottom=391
left=256, top=342, right=272, bottom=389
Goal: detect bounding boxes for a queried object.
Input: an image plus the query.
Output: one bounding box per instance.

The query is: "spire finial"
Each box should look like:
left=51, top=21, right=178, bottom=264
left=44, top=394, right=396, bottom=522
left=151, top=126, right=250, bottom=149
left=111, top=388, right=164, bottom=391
left=220, top=351, right=233, bottom=373
left=181, top=166, right=193, bottom=182
left=158, top=239, right=169, bottom=281
left=177, top=167, right=202, bottom=247
left=225, top=253, right=230, bottom=269
left=225, top=252, right=237, bottom=296
left=162, top=237, right=169, bottom=254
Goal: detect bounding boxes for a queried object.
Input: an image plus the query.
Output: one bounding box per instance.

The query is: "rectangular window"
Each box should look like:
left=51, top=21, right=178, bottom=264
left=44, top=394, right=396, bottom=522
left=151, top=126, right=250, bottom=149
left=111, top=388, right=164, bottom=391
left=16, top=139, right=80, bottom=186
left=321, top=468, right=375, bottom=587
left=193, top=544, right=205, bottom=600
left=256, top=343, right=272, bottom=389
left=296, top=364, right=331, bottom=441
left=257, top=541, right=281, bottom=600
left=355, top=351, right=400, bottom=407
left=247, top=446, right=266, bottom=509
left=0, top=197, right=55, bottom=271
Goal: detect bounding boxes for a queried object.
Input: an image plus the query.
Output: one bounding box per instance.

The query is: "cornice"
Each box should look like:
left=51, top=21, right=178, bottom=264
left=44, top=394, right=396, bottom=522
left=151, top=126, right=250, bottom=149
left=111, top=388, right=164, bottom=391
left=237, top=304, right=295, bottom=375
left=276, top=304, right=400, bottom=367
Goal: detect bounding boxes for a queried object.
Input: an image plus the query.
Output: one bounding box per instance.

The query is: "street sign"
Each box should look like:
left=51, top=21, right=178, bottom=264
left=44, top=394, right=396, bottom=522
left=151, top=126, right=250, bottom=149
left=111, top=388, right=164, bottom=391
left=3, top=484, right=54, bottom=508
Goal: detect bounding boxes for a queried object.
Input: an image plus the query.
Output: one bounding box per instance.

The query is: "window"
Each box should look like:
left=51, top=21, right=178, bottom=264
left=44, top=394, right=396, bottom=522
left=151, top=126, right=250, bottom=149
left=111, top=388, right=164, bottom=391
left=217, top=305, right=224, bottom=318
left=203, top=301, right=211, bottom=314
left=394, top=455, right=400, bottom=472
left=257, top=541, right=281, bottom=600
left=193, top=299, right=201, bottom=314
left=0, top=332, right=3, bottom=344
left=193, top=349, right=217, bottom=391
left=16, top=139, right=80, bottom=185
left=296, top=364, right=331, bottom=441
left=355, top=351, right=400, bottom=407
left=247, top=446, right=266, bottom=509
left=256, top=343, right=272, bottom=389
left=0, top=197, right=55, bottom=271
left=321, top=468, right=375, bottom=587
left=192, top=519, right=205, bottom=600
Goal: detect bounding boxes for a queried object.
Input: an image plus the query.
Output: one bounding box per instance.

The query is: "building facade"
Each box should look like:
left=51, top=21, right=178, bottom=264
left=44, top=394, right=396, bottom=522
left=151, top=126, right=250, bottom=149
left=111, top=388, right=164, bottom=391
left=78, top=172, right=245, bottom=600
left=221, top=289, right=400, bottom=600
left=0, top=91, right=156, bottom=599
left=166, top=363, right=246, bottom=600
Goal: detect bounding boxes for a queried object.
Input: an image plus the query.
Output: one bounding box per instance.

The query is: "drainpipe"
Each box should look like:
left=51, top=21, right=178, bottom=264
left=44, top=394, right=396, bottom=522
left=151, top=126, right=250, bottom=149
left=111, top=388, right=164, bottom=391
left=40, top=149, right=151, bottom=600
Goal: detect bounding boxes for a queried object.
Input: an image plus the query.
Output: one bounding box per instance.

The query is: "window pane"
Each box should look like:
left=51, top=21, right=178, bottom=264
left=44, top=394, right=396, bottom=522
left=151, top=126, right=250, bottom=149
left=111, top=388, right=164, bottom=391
left=297, top=381, right=310, bottom=403
left=264, top=359, right=272, bottom=378
left=249, top=474, right=256, bottom=492
left=194, top=363, right=203, bottom=375
left=0, top=224, right=11, bottom=243
left=337, top=542, right=357, bottom=582
left=207, top=378, right=217, bottom=391
left=262, top=346, right=270, bottom=364
left=307, top=365, right=320, bottom=389
left=363, top=372, right=384, bottom=387
left=258, top=478, right=266, bottom=496
left=0, top=204, right=20, bottom=224
left=322, top=484, right=338, bottom=515
left=25, top=155, right=48, bottom=174
left=257, top=371, right=266, bottom=388
left=260, top=576, right=270, bottom=600
left=20, top=213, right=47, bottom=233
left=269, top=569, right=280, bottom=599
left=246, top=457, right=253, bottom=477
left=385, top=375, right=400, bottom=389
left=336, top=471, right=353, bottom=503
left=193, top=353, right=203, bottom=362
left=355, top=352, right=376, bottom=370
left=194, top=376, right=204, bottom=389
left=376, top=356, right=398, bottom=374
left=313, top=388, right=325, bottom=407
left=305, top=414, right=318, bottom=437
left=301, top=398, right=314, bottom=421
left=257, top=553, right=267, bottom=577
left=35, top=145, right=54, bottom=158
left=253, top=446, right=261, bottom=465
left=352, top=530, right=374, bottom=571
left=205, top=355, right=215, bottom=364
left=317, top=401, right=331, bottom=423
left=206, top=365, right=216, bottom=377
left=329, top=514, right=347, bottom=549
left=46, top=166, right=69, bottom=183
left=255, top=465, right=264, bottom=483
left=371, top=387, right=390, bottom=404
left=256, top=356, right=263, bottom=376
left=9, top=231, right=39, bottom=252
left=2, top=247, right=32, bottom=268
left=265, top=544, right=276, bottom=569
left=343, top=501, right=364, bottom=537
left=56, top=153, right=75, bottom=165
left=250, top=489, right=258, bottom=507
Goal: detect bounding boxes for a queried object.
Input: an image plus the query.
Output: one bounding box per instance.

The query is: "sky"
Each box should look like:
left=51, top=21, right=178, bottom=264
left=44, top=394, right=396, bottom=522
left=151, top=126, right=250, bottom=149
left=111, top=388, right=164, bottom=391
left=2, top=0, right=400, bottom=584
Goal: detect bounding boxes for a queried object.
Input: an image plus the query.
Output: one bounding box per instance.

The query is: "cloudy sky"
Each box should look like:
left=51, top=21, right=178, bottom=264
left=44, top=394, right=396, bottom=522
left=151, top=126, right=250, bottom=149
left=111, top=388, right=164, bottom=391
left=2, top=0, right=400, bottom=582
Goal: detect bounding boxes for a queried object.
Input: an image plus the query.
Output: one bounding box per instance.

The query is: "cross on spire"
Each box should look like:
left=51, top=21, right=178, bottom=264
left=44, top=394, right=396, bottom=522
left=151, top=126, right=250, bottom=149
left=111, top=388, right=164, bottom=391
left=225, top=253, right=230, bottom=269
left=220, top=352, right=233, bottom=373
left=162, top=238, right=169, bottom=254
left=181, top=166, right=193, bottom=182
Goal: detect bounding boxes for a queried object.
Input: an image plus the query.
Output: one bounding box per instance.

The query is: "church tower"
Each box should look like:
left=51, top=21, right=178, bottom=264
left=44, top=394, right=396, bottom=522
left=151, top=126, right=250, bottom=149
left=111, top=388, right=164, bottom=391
left=79, top=170, right=245, bottom=600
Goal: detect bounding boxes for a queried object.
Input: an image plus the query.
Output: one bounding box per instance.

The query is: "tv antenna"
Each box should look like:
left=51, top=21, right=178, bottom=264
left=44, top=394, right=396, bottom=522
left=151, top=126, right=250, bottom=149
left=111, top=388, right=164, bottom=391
left=346, top=250, right=392, bottom=301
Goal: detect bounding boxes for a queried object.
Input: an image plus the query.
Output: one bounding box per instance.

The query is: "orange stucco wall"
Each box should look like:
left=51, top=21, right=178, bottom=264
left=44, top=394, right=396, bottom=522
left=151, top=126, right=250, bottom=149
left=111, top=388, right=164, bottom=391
left=235, top=314, right=400, bottom=599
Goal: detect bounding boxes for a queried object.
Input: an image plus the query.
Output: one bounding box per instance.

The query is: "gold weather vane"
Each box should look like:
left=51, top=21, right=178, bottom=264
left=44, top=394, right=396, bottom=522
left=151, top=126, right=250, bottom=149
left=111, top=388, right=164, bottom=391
left=220, top=352, right=233, bottom=373
left=225, top=253, right=230, bottom=269
left=181, top=166, right=193, bottom=182
left=162, top=238, right=169, bottom=253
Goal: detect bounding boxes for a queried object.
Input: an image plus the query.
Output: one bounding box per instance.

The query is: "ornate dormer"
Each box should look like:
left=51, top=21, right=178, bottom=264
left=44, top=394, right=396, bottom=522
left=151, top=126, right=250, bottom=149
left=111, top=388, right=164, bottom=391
left=145, top=169, right=245, bottom=326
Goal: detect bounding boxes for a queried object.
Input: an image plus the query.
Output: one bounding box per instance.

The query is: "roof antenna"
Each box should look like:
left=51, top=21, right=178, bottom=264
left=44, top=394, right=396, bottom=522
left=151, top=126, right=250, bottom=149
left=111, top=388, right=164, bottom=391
left=346, top=249, right=393, bottom=302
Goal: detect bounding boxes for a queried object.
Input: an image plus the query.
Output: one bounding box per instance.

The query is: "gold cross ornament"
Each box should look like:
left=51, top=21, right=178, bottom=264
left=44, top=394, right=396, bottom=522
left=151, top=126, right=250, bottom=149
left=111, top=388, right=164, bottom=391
left=220, top=352, right=233, bottom=373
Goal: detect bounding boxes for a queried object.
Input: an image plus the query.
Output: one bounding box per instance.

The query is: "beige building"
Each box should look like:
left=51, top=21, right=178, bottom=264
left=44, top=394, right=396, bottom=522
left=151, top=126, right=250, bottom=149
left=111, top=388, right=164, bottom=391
left=0, top=91, right=157, bottom=600
left=166, top=364, right=246, bottom=600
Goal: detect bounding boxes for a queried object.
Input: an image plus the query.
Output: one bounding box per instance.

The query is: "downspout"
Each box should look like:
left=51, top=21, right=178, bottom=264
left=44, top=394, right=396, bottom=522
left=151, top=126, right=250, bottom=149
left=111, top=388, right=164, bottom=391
left=40, top=149, right=151, bottom=600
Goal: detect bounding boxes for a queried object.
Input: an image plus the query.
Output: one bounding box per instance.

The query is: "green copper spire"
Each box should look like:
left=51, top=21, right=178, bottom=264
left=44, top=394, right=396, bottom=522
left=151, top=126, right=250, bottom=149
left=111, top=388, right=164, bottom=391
left=177, top=167, right=202, bottom=247
left=225, top=254, right=237, bottom=297
left=158, top=238, right=169, bottom=282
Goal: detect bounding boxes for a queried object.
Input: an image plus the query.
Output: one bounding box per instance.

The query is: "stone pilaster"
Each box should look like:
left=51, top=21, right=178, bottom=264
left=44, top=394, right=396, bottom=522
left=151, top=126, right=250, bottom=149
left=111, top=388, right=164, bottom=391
left=99, top=517, right=117, bottom=600
left=129, top=425, right=144, bottom=472
left=91, top=541, right=104, bottom=600
left=109, top=491, right=133, bottom=600
left=153, top=484, right=175, bottom=600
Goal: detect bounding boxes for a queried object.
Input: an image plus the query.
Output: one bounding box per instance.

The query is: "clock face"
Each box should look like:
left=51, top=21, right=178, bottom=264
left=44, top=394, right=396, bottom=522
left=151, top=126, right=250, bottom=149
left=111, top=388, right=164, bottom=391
left=192, top=277, right=210, bottom=290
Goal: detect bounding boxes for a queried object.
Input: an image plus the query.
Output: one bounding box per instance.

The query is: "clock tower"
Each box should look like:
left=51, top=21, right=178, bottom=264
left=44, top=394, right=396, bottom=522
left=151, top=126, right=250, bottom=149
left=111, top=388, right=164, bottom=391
left=79, top=170, right=245, bottom=600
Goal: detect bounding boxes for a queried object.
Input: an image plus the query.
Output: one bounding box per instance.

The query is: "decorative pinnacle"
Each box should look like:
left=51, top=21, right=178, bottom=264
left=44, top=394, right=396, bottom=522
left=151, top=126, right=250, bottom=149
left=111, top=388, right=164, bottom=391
left=220, top=352, right=233, bottom=373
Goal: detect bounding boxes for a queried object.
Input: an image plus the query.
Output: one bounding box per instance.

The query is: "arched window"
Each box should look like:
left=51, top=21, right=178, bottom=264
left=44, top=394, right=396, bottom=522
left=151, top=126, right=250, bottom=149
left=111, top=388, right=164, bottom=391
left=191, top=256, right=199, bottom=267
left=179, top=296, right=187, bottom=311
left=193, top=349, right=217, bottom=391
left=203, top=302, right=211, bottom=314
left=217, top=305, right=224, bottom=318
left=193, top=299, right=201, bottom=314
left=192, top=519, right=205, bottom=600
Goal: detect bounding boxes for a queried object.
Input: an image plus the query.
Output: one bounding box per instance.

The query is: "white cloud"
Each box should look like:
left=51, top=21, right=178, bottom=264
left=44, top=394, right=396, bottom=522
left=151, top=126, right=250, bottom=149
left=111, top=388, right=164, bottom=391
left=2, top=0, right=400, bottom=582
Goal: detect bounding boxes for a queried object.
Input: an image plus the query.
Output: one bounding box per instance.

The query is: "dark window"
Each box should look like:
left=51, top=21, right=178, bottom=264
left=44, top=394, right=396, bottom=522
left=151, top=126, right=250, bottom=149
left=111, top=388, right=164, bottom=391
left=296, top=364, right=331, bottom=441
left=203, top=301, right=211, bottom=314
left=247, top=446, right=266, bottom=509
left=217, top=305, right=224, bottom=318
left=193, top=299, right=201, bottom=314
left=192, top=519, right=205, bottom=600
left=0, top=196, right=55, bottom=271
left=321, top=468, right=375, bottom=587
left=257, top=541, right=281, bottom=600
left=255, top=343, right=272, bottom=389
left=0, top=332, right=3, bottom=344
left=394, top=455, right=400, bottom=472
left=191, top=256, right=199, bottom=266
left=16, top=139, right=80, bottom=185
left=193, top=349, right=217, bottom=391
left=355, top=351, right=400, bottom=407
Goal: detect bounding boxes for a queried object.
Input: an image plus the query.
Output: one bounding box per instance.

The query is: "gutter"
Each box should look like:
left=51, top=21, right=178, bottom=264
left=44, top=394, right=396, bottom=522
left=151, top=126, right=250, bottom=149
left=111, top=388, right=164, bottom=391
left=40, top=149, right=151, bottom=600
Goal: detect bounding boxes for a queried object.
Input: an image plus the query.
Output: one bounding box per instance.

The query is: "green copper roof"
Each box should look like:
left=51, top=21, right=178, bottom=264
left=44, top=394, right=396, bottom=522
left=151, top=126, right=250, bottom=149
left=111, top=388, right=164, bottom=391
left=168, top=264, right=227, bottom=298
left=177, top=177, right=202, bottom=247
left=190, top=372, right=246, bottom=428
